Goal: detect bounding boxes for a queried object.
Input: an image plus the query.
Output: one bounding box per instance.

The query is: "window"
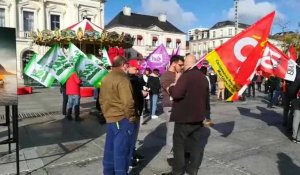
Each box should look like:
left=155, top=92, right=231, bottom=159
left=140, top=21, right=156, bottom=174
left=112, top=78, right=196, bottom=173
left=23, top=11, right=34, bottom=31
left=166, top=38, right=171, bottom=48
left=86, top=17, right=91, bottom=21
left=50, top=14, right=60, bottom=30
left=137, top=35, right=143, bottom=46
left=0, top=8, right=4, bottom=27
left=229, top=29, right=233, bottom=36
left=212, top=41, right=215, bottom=48
left=176, top=39, right=181, bottom=48
left=212, top=31, right=216, bottom=38
left=203, top=32, right=207, bottom=38
left=220, top=40, right=223, bottom=45
left=152, top=36, right=158, bottom=47
left=220, top=29, right=223, bottom=37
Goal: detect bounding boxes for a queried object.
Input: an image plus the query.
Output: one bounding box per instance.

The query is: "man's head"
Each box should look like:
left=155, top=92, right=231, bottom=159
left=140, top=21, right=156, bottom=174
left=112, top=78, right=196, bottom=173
left=127, top=59, right=140, bottom=75
left=183, top=54, right=196, bottom=71
left=169, top=55, right=184, bottom=73
left=153, top=68, right=159, bottom=76
left=112, top=55, right=128, bottom=72
left=144, top=68, right=152, bottom=76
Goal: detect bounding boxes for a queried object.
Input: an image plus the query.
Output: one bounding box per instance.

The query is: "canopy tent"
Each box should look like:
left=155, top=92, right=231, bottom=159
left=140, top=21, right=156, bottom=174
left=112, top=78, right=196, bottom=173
left=31, top=19, right=135, bottom=48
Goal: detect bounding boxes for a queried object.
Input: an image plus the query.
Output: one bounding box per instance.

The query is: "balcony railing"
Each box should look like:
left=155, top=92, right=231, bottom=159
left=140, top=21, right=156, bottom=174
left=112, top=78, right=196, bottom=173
left=19, top=31, right=32, bottom=39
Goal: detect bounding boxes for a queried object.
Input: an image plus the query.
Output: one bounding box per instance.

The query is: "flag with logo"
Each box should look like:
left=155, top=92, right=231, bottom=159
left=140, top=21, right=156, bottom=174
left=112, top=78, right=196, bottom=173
left=145, top=44, right=170, bottom=74
left=288, top=44, right=297, bottom=61
left=38, top=44, right=74, bottom=84
left=75, top=54, right=108, bottom=88
left=206, top=11, right=275, bottom=100
left=87, top=54, right=105, bottom=67
left=24, top=53, right=55, bottom=87
left=101, top=47, right=112, bottom=67
left=258, top=41, right=297, bottom=81
left=68, top=43, right=86, bottom=64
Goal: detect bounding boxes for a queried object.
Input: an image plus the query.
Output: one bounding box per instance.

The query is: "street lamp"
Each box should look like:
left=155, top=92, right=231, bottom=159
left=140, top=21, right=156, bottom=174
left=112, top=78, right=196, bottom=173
left=234, top=0, right=239, bottom=35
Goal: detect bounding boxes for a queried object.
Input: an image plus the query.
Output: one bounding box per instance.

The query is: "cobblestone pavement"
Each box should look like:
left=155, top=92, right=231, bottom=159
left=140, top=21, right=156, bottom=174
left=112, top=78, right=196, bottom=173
left=0, top=88, right=299, bottom=175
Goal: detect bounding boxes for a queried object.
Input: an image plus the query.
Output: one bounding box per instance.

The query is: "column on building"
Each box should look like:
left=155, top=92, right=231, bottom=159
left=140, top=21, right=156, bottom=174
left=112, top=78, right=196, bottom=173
left=38, top=0, right=46, bottom=30
left=9, top=0, right=17, bottom=28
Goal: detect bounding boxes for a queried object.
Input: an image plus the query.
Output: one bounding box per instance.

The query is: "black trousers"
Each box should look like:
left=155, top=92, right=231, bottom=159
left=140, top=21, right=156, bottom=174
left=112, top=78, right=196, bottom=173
left=173, top=122, right=203, bottom=175
left=62, top=89, right=68, bottom=115
left=247, top=82, right=255, bottom=97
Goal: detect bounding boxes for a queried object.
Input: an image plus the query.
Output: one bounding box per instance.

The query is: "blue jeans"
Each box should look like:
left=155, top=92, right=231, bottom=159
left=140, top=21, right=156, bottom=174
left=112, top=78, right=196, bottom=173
left=103, top=118, right=135, bottom=175
left=67, top=95, right=80, bottom=117
left=150, top=94, right=158, bottom=116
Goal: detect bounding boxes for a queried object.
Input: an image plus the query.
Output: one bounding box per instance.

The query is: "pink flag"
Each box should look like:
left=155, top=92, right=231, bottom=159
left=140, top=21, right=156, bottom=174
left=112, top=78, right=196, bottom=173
left=144, top=44, right=170, bottom=74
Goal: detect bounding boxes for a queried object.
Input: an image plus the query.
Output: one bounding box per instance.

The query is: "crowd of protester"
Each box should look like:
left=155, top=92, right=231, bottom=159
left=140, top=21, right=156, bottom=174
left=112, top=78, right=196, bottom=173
left=59, top=53, right=300, bottom=175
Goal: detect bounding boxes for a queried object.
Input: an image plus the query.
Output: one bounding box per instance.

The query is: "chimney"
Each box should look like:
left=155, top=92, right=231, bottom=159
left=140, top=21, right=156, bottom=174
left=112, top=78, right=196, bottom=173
left=123, top=6, right=131, bottom=16
left=158, top=13, right=167, bottom=22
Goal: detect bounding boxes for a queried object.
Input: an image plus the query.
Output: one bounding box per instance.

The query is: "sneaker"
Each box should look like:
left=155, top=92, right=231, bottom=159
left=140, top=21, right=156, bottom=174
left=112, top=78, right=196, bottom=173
left=134, top=154, right=145, bottom=162
left=65, top=115, right=73, bottom=120
left=129, top=159, right=138, bottom=169
left=151, top=115, right=159, bottom=119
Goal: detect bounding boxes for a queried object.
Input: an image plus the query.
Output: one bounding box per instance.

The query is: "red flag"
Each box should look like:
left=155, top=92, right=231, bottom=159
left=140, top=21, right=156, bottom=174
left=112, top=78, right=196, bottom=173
left=288, top=44, right=297, bottom=61
left=206, top=11, right=275, bottom=97
left=258, top=42, right=297, bottom=81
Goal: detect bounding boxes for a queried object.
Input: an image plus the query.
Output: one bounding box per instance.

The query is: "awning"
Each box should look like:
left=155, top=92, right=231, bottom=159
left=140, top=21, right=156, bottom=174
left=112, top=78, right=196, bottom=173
left=152, top=36, right=158, bottom=41
left=166, top=38, right=171, bottom=42
left=176, top=39, right=181, bottom=43
left=137, top=35, right=143, bottom=40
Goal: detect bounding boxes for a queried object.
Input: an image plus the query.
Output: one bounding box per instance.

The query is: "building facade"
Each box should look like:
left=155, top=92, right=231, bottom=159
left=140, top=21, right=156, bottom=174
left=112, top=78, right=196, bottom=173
left=0, top=0, right=105, bottom=85
left=105, top=6, right=186, bottom=59
left=189, top=21, right=249, bottom=57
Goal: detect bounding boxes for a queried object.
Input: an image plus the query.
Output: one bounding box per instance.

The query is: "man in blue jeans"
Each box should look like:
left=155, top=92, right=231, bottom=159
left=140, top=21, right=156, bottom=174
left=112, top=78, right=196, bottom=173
left=148, top=68, right=161, bottom=119
left=66, top=72, right=82, bottom=121
left=99, top=56, right=137, bottom=175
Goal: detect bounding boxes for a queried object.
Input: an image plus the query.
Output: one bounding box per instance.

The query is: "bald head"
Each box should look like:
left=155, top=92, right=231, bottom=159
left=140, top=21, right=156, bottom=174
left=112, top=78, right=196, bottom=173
left=183, top=54, right=196, bottom=71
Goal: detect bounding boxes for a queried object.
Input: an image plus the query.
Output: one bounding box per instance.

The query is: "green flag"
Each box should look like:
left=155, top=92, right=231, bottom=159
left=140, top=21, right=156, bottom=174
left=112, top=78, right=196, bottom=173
left=38, top=44, right=74, bottom=84
left=23, top=53, right=55, bottom=87
left=68, top=43, right=86, bottom=64
left=87, top=54, right=105, bottom=67
left=76, top=55, right=108, bottom=87
left=101, top=47, right=112, bottom=67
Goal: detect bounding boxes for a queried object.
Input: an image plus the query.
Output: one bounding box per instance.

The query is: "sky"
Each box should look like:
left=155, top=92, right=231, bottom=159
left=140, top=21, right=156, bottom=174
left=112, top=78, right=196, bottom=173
left=104, top=0, right=300, bottom=35
left=0, top=28, right=17, bottom=74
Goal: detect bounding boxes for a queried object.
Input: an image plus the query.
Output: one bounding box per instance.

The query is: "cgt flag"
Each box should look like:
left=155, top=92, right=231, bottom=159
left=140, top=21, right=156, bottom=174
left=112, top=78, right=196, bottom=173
left=24, top=53, right=55, bottom=87
left=288, top=44, right=297, bottom=61
left=206, top=11, right=275, bottom=100
left=259, top=42, right=297, bottom=81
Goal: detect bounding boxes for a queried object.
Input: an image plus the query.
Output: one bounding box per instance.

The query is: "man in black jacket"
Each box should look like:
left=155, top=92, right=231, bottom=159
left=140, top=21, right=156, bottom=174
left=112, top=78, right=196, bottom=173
left=165, top=54, right=209, bottom=175
left=127, top=59, right=145, bottom=167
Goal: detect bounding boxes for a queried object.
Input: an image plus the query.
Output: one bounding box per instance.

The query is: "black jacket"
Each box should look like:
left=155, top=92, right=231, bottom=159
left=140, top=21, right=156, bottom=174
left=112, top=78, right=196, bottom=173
left=148, top=75, right=161, bottom=94
left=169, top=67, right=209, bottom=123
left=129, top=74, right=144, bottom=116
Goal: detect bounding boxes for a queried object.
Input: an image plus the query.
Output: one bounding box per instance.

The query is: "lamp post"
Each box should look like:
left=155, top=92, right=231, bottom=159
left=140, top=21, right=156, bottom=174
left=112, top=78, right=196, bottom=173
left=234, top=0, right=239, bottom=35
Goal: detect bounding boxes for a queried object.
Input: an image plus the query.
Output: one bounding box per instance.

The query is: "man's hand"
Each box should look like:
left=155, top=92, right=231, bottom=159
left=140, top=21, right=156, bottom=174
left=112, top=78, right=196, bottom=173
left=142, top=90, right=149, bottom=97
left=166, top=83, right=176, bottom=93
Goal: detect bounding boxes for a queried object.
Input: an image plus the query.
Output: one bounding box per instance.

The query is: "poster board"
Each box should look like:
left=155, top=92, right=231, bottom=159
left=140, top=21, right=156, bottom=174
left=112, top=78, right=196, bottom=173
left=0, top=27, right=17, bottom=106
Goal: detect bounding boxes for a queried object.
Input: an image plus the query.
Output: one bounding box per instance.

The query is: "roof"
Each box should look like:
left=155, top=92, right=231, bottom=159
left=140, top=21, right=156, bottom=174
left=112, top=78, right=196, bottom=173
left=105, top=12, right=185, bottom=34
left=210, top=20, right=250, bottom=30
left=272, top=31, right=296, bottom=36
